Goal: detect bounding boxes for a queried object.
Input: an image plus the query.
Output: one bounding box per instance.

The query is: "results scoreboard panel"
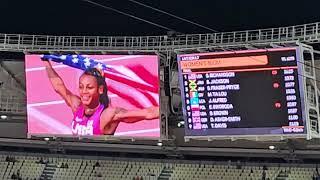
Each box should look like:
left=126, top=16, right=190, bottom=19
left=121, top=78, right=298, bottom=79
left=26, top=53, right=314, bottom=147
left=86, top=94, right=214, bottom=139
left=177, top=47, right=306, bottom=136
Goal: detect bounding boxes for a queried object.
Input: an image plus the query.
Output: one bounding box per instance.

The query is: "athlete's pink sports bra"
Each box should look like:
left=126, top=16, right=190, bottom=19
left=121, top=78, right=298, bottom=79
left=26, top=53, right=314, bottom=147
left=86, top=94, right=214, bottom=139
left=71, top=104, right=104, bottom=135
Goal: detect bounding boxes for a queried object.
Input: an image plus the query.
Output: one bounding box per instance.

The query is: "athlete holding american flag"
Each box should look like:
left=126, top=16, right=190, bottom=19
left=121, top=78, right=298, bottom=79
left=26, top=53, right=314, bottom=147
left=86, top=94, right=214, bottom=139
left=41, top=55, right=159, bottom=136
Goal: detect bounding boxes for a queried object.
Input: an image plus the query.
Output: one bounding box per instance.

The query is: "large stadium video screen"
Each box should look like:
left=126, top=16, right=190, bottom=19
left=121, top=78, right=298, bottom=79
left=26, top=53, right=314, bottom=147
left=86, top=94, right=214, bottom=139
left=177, top=47, right=306, bottom=136
left=25, top=54, right=160, bottom=138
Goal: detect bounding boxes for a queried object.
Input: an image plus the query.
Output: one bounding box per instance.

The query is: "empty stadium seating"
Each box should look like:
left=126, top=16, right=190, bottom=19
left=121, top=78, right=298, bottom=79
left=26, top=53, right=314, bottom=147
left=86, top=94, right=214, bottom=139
left=0, top=154, right=45, bottom=180
left=0, top=152, right=319, bottom=180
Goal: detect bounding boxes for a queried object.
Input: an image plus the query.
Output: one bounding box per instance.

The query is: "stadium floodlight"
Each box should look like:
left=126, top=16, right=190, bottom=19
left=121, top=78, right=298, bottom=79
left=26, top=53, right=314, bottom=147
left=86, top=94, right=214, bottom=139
left=0, top=115, right=7, bottom=120
left=177, top=121, right=185, bottom=127
left=269, top=145, right=275, bottom=150
left=157, top=139, right=163, bottom=146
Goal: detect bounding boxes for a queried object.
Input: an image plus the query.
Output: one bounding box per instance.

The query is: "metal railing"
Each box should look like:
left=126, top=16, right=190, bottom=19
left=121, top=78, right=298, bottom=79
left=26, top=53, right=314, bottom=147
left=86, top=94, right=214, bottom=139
left=0, top=22, right=320, bottom=52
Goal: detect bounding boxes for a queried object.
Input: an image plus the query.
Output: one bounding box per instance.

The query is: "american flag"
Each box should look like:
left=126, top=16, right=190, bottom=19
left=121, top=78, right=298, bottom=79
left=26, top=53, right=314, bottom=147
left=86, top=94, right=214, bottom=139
left=40, top=54, right=159, bottom=108
left=41, top=54, right=108, bottom=71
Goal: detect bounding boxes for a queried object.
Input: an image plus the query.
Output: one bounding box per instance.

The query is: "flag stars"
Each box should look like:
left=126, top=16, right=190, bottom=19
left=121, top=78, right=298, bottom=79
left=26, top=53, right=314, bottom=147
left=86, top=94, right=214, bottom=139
left=60, top=55, right=67, bottom=60
left=95, top=63, right=104, bottom=70
left=72, top=58, right=79, bottom=63
left=83, top=58, right=90, bottom=63
left=84, top=61, right=91, bottom=68
left=83, top=58, right=91, bottom=68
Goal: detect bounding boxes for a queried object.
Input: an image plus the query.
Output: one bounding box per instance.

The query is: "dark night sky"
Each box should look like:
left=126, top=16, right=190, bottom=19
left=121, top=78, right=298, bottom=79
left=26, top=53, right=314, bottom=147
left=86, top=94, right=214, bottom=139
left=1, top=0, right=320, bottom=36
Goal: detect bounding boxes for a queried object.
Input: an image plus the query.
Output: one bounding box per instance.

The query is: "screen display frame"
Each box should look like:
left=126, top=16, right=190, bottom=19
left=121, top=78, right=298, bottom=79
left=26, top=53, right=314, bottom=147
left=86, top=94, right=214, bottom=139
left=25, top=53, right=161, bottom=140
left=177, top=47, right=307, bottom=138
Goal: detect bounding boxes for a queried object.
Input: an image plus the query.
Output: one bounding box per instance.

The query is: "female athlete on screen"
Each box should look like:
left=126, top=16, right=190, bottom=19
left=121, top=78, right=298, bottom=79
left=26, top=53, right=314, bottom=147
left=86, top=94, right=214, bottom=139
left=42, top=60, right=159, bottom=136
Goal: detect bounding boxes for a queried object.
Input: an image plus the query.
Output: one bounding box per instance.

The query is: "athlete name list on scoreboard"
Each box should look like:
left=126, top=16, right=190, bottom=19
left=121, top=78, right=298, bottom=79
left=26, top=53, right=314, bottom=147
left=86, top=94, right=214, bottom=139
left=183, top=72, right=241, bottom=130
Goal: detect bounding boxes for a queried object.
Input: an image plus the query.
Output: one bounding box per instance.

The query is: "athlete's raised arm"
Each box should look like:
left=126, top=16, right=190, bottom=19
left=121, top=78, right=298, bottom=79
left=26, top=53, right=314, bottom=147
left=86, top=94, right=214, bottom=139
left=43, top=60, right=81, bottom=112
